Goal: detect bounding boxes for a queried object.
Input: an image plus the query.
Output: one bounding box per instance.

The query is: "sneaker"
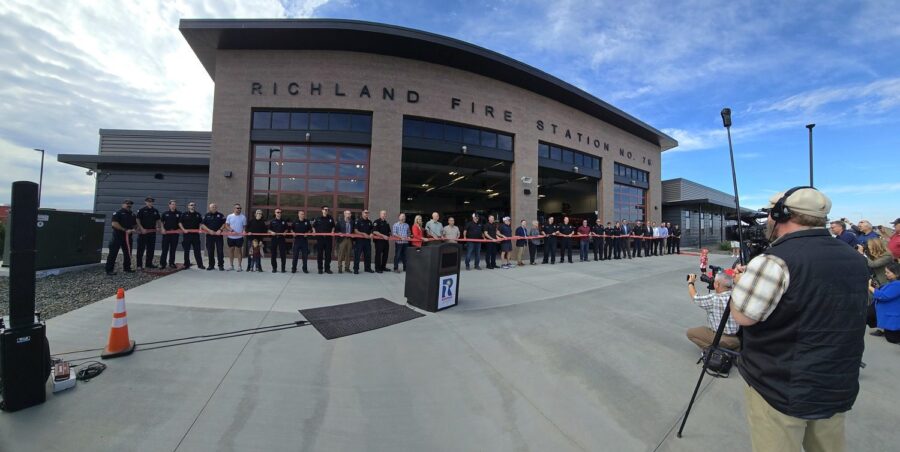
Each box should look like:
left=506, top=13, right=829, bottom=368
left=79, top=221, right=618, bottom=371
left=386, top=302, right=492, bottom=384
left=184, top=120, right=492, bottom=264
left=237, top=267, right=243, bottom=272
left=228, top=266, right=234, bottom=271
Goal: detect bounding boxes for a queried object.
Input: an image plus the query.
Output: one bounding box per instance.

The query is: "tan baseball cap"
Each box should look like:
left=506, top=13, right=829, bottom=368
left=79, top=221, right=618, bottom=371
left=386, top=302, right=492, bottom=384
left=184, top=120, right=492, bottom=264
left=767, top=188, right=832, bottom=218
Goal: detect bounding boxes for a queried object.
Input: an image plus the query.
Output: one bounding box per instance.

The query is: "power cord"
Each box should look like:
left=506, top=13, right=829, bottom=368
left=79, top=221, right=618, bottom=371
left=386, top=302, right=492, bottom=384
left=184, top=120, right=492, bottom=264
left=74, top=361, right=107, bottom=382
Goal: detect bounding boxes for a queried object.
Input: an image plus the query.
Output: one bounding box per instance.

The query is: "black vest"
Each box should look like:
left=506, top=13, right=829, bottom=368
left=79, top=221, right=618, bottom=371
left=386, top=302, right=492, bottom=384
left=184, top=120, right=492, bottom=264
left=738, top=228, right=869, bottom=419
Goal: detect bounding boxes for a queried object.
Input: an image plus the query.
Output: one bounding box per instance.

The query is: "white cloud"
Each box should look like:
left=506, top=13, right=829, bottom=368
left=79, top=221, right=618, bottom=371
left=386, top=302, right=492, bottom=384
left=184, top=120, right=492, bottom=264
left=0, top=0, right=329, bottom=208
left=763, top=78, right=900, bottom=114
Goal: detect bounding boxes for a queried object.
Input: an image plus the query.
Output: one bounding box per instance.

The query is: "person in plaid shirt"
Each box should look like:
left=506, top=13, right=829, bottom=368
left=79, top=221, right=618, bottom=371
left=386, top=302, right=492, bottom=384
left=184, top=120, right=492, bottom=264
left=686, top=271, right=740, bottom=350
left=730, top=187, right=868, bottom=452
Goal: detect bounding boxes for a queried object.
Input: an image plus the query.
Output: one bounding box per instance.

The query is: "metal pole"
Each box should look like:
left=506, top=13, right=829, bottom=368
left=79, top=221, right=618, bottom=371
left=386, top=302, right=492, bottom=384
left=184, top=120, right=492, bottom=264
left=677, top=108, right=747, bottom=438
left=33, top=149, right=45, bottom=206
left=806, top=124, right=815, bottom=188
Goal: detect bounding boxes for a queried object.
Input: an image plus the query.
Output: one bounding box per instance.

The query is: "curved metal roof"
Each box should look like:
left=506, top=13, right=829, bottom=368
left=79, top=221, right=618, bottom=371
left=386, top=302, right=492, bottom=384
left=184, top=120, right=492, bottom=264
left=179, top=18, right=677, bottom=150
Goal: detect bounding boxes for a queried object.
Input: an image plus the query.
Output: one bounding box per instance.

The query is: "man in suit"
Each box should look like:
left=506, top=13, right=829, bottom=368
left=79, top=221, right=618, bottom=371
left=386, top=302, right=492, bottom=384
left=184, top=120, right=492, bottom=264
left=620, top=219, right=633, bottom=260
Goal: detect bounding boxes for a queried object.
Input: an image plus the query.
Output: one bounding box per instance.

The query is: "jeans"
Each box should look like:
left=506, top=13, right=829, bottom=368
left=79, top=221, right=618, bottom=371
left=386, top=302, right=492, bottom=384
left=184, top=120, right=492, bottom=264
left=393, top=243, right=408, bottom=270
left=579, top=241, right=590, bottom=261
left=465, top=242, right=481, bottom=268
left=485, top=242, right=497, bottom=268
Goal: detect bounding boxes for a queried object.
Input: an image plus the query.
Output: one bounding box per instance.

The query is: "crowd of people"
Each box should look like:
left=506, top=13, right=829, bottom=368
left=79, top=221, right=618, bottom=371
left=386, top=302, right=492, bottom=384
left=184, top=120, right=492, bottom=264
left=688, top=215, right=900, bottom=352
left=103, top=197, right=685, bottom=275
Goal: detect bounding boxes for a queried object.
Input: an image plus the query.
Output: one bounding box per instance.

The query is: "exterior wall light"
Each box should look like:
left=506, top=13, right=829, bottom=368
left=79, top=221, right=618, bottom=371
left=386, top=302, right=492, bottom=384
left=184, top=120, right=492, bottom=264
left=461, top=145, right=467, bottom=154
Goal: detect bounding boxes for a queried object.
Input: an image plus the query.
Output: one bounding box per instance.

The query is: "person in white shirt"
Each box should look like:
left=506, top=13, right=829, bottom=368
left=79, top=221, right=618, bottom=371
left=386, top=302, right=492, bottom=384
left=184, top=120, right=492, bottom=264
left=225, top=203, right=248, bottom=271
left=659, top=223, right=669, bottom=255
left=652, top=222, right=662, bottom=256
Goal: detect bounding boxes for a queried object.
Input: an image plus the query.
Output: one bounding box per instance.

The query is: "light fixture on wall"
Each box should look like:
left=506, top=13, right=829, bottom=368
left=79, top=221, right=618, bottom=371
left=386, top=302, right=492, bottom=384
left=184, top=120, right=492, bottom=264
left=305, top=132, right=311, bottom=141
left=520, top=176, right=533, bottom=184
left=224, top=171, right=233, bottom=178
left=461, top=145, right=467, bottom=154
left=573, top=166, right=579, bottom=173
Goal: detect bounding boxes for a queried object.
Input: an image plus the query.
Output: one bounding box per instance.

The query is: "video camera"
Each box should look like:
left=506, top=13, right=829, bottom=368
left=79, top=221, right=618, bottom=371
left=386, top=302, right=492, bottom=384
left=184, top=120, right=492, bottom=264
left=725, top=210, right=770, bottom=260
left=686, top=265, right=723, bottom=291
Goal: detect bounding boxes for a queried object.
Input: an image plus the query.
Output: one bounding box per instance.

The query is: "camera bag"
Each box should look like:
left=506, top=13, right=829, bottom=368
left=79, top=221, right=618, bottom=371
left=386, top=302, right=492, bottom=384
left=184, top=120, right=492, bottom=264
left=698, top=347, right=735, bottom=378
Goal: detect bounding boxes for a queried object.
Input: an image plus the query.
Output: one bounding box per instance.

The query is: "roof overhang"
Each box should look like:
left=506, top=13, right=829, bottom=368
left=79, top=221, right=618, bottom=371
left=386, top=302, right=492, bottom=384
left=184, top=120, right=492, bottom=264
left=179, top=18, right=678, bottom=151
left=57, top=154, right=210, bottom=170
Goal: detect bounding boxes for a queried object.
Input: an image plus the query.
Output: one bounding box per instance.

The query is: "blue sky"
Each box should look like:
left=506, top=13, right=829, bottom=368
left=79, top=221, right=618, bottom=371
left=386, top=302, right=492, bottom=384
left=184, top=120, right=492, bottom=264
left=1, top=0, right=897, bottom=224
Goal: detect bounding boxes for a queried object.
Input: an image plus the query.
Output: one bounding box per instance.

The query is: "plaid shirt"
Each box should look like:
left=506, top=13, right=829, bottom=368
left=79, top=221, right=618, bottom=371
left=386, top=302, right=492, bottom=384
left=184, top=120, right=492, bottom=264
left=732, top=254, right=791, bottom=322
left=693, top=291, right=740, bottom=335
left=392, top=221, right=410, bottom=244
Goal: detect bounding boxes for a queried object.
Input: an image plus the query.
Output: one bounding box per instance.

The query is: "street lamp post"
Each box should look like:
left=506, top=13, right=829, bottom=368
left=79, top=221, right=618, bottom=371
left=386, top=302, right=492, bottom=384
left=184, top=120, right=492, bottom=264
left=33, top=148, right=45, bottom=206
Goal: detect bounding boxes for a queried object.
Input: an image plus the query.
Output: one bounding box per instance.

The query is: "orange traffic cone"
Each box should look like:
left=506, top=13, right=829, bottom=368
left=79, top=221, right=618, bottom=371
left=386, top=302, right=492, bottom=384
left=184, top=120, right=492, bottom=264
left=101, top=288, right=136, bottom=359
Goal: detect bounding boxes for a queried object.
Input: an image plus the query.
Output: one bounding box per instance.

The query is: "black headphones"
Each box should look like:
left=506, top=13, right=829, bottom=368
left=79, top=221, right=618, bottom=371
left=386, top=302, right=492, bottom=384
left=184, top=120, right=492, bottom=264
left=770, top=186, right=814, bottom=223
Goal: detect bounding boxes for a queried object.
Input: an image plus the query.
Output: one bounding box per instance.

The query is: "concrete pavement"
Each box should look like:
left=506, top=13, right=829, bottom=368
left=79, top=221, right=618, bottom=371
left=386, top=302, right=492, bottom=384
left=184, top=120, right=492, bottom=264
left=1, top=253, right=897, bottom=452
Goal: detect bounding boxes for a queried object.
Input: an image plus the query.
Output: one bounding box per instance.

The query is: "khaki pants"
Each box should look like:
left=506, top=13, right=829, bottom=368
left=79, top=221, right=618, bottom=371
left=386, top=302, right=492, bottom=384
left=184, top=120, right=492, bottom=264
left=686, top=326, right=741, bottom=350
left=745, top=385, right=845, bottom=452
left=337, top=239, right=353, bottom=270
left=515, top=246, right=526, bottom=263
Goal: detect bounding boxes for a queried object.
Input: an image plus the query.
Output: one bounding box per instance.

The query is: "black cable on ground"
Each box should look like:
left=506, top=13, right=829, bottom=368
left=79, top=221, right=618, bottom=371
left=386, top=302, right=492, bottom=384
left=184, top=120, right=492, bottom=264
left=75, top=361, right=107, bottom=382
left=63, top=322, right=309, bottom=366
left=53, top=320, right=307, bottom=357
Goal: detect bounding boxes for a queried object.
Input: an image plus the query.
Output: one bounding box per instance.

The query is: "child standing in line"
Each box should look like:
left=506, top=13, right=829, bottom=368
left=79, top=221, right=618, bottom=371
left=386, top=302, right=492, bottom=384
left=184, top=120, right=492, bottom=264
left=248, top=239, right=263, bottom=272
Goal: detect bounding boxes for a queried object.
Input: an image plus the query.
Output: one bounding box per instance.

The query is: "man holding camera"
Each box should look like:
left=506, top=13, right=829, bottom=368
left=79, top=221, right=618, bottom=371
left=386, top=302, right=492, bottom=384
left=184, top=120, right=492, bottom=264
left=686, top=272, right=740, bottom=350
left=730, top=187, right=868, bottom=452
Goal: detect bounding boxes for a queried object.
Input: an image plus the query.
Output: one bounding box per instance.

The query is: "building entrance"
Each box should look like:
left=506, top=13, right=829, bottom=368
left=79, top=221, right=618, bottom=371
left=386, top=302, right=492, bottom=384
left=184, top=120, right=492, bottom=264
left=537, top=166, right=599, bottom=225
left=400, top=149, right=511, bottom=222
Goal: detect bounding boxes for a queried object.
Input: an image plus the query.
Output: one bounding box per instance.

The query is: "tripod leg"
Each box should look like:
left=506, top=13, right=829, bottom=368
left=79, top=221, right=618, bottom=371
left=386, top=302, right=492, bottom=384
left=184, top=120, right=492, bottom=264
left=677, top=299, right=736, bottom=438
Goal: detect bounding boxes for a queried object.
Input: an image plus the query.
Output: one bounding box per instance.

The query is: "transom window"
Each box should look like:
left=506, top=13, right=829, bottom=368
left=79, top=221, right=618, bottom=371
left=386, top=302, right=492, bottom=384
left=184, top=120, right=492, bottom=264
left=252, top=110, right=372, bottom=133
left=614, top=162, right=649, bottom=184
left=403, top=117, right=514, bottom=152
left=539, top=142, right=600, bottom=170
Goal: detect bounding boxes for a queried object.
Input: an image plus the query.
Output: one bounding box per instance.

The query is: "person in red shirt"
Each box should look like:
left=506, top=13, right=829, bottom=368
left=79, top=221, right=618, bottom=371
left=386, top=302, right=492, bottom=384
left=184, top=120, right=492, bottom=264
left=889, top=218, right=900, bottom=260
left=577, top=219, right=592, bottom=262
left=411, top=214, right=424, bottom=248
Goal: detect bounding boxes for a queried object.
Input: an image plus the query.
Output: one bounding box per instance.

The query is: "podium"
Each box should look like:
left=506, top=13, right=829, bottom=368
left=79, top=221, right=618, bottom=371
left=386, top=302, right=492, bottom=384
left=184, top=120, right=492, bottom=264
left=404, top=243, right=461, bottom=312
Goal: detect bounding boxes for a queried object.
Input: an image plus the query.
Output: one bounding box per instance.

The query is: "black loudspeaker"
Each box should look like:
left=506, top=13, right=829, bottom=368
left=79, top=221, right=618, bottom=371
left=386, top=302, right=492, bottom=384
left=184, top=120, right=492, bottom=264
left=1, top=324, right=49, bottom=411
left=0, top=181, right=48, bottom=412
left=524, top=188, right=532, bottom=196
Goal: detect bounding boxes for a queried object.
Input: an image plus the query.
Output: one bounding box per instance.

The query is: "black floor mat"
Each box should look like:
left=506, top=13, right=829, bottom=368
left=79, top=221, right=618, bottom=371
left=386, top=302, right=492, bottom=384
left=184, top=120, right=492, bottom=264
left=299, top=298, right=425, bottom=340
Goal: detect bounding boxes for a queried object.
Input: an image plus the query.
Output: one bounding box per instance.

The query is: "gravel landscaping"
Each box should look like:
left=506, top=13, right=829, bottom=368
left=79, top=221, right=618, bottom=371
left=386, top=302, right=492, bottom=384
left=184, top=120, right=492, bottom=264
left=0, top=260, right=176, bottom=320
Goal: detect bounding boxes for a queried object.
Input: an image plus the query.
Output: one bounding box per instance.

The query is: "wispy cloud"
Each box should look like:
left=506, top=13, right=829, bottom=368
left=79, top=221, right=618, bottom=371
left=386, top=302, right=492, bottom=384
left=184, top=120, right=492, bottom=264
left=0, top=0, right=329, bottom=208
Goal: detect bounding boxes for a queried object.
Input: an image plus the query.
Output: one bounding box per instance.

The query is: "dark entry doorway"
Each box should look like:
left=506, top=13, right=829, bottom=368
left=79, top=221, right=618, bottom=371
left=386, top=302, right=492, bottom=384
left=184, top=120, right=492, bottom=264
left=537, top=167, right=598, bottom=225
left=401, top=149, right=511, bottom=221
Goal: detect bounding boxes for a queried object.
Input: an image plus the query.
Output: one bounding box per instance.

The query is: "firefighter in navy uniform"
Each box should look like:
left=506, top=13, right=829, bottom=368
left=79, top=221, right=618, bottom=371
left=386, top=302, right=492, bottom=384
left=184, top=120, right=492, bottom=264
left=135, top=196, right=161, bottom=269
left=291, top=210, right=312, bottom=274
left=105, top=199, right=137, bottom=275
left=558, top=217, right=575, bottom=263
left=159, top=200, right=181, bottom=269
left=201, top=204, right=226, bottom=271
left=591, top=219, right=605, bottom=261
left=541, top=217, right=559, bottom=264
left=372, top=210, right=392, bottom=273
left=603, top=222, right=615, bottom=260
left=611, top=222, right=623, bottom=259
left=314, top=206, right=336, bottom=274
left=353, top=209, right=375, bottom=274
left=179, top=202, right=205, bottom=269
left=269, top=208, right=289, bottom=273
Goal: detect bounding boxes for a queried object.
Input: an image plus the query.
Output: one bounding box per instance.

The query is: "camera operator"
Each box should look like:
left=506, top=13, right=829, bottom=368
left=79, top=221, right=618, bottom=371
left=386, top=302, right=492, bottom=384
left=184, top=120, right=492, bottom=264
left=686, top=272, right=740, bottom=351
left=729, top=187, right=868, bottom=452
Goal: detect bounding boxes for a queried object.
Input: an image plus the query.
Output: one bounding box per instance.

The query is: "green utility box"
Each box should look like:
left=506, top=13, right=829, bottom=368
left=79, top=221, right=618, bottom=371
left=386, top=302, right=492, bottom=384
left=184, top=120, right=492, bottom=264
left=2, top=209, right=105, bottom=270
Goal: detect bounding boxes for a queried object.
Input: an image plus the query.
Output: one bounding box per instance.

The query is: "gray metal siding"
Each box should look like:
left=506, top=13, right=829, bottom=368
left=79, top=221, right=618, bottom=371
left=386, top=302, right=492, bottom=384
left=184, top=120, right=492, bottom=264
left=99, top=130, right=211, bottom=158
left=95, top=167, right=209, bottom=246
left=661, top=205, right=730, bottom=249
left=661, top=179, right=682, bottom=203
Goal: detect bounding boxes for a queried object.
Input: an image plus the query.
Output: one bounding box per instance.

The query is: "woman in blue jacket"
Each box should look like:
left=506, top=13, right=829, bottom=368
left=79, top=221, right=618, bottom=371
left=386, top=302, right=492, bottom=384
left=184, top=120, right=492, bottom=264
left=870, top=262, right=900, bottom=344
